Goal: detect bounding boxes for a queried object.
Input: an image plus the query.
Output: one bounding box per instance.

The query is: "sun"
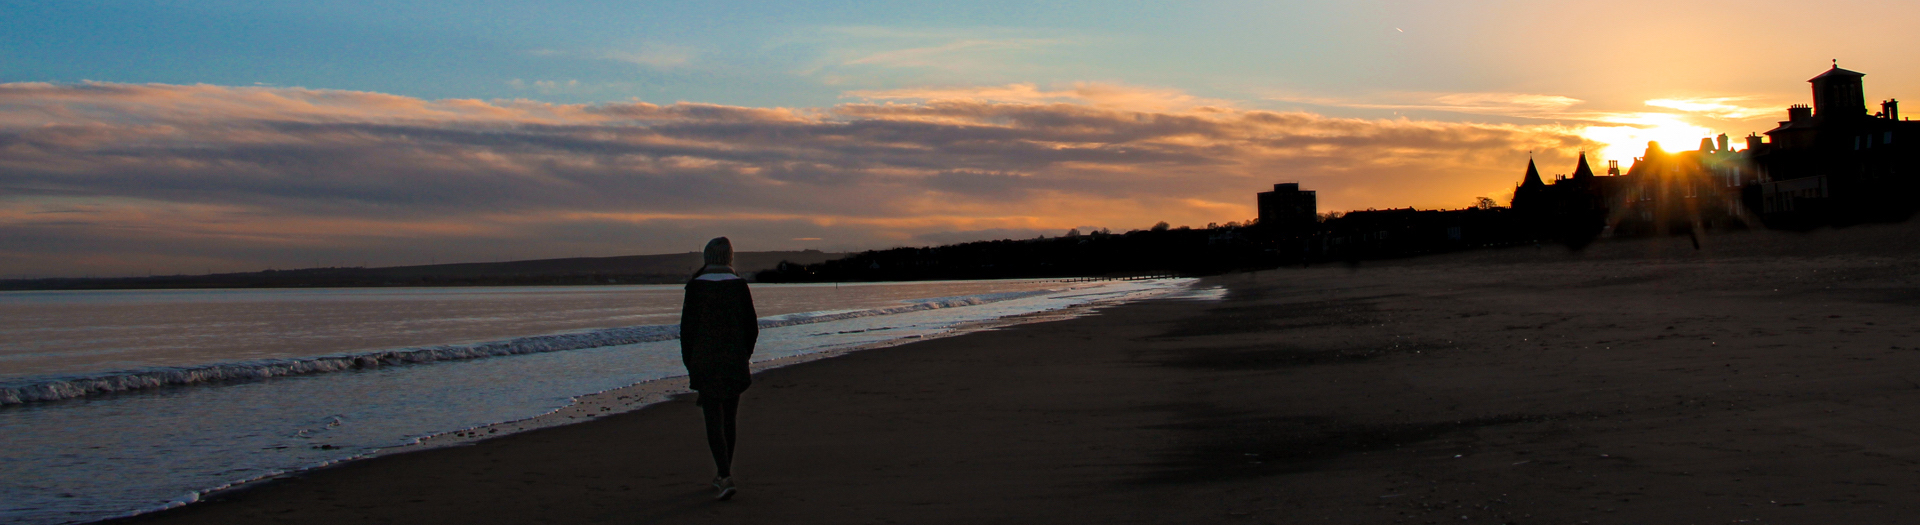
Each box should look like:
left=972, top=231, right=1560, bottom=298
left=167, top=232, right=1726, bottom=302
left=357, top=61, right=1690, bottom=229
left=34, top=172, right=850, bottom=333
left=1577, top=112, right=1721, bottom=168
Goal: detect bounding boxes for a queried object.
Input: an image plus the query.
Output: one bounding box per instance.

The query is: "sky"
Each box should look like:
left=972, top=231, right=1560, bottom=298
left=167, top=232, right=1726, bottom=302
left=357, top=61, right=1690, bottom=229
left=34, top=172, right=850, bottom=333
left=3, top=0, right=1919, bottom=277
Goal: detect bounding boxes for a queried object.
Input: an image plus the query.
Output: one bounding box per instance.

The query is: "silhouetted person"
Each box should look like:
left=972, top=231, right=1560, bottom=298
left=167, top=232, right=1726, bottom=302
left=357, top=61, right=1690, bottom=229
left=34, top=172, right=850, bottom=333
left=681, top=237, right=758, bottom=500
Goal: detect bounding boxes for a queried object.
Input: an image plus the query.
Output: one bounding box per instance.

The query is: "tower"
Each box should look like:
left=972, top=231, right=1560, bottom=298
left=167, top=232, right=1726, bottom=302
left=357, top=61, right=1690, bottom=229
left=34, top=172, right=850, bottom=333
left=1570, top=152, right=1595, bottom=180
left=1256, top=183, right=1317, bottom=234
left=1512, top=158, right=1546, bottom=211
left=1521, top=158, right=1545, bottom=188
left=1810, top=62, right=1867, bottom=119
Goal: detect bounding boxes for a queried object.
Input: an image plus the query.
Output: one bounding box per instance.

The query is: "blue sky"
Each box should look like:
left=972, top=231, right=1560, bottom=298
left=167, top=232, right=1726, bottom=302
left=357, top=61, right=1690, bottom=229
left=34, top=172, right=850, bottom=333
left=11, top=0, right=1918, bottom=130
left=20, top=1, right=1902, bottom=111
left=3, top=1, right=1918, bottom=276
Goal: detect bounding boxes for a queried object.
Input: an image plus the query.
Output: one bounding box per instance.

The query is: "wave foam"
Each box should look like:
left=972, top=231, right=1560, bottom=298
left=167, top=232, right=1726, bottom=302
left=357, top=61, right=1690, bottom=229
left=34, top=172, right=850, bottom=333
left=0, top=288, right=1064, bottom=406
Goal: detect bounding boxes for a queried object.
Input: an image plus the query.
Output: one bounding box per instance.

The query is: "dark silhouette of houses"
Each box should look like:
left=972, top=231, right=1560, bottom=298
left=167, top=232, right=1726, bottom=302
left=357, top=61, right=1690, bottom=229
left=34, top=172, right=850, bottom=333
left=1509, top=136, right=1760, bottom=243
left=1509, top=152, right=1614, bottom=243
left=1609, top=138, right=1750, bottom=235
left=1511, top=153, right=1602, bottom=212
left=1507, top=63, right=1920, bottom=236
left=1747, top=63, right=1920, bottom=224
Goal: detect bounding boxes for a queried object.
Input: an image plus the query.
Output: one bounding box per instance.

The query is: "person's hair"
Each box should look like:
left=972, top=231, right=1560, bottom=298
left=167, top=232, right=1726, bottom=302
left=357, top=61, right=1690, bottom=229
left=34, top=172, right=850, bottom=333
left=703, top=237, right=734, bottom=267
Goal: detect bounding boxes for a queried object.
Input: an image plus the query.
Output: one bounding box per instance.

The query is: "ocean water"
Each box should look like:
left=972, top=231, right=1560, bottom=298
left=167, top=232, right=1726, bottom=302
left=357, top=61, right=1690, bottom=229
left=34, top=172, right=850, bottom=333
left=0, top=278, right=1195, bottom=525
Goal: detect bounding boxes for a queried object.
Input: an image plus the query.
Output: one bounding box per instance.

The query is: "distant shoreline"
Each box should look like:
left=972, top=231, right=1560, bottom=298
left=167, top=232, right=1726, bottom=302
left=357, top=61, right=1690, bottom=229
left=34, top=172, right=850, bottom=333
left=0, top=250, right=844, bottom=291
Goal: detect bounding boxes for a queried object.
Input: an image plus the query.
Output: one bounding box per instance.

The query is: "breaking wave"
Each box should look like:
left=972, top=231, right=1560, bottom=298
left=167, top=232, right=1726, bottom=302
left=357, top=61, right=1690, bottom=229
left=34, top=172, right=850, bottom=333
left=0, top=288, right=1061, bottom=406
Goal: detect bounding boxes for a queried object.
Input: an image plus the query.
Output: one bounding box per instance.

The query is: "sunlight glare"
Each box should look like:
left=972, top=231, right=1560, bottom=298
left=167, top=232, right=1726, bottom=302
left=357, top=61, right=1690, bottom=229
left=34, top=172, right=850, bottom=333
left=1578, top=112, right=1720, bottom=168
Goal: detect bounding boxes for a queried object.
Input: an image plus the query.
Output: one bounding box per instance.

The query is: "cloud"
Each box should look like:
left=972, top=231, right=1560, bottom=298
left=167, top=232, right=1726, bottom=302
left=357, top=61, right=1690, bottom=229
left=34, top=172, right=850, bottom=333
left=1271, top=91, right=1588, bottom=118
left=842, top=38, right=1060, bottom=70
left=847, top=82, right=1233, bottom=112
left=1267, top=89, right=1791, bottom=163
left=521, top=44, right=696, bottom=71
left=600, top=45, right=696, bottom=69
left=0, top=81, right=1591, bottom=277
left=505, top=78, right=643, bottom=96
left=792, top=27, right=1076, bottom=84
left=1642, top=97, right=1775, bottom=120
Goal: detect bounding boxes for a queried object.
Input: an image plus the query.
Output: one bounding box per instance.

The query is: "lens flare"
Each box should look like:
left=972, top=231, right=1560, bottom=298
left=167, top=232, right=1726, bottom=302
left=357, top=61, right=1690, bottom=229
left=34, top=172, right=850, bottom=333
left=1578, top=112, right=1719, bottom=166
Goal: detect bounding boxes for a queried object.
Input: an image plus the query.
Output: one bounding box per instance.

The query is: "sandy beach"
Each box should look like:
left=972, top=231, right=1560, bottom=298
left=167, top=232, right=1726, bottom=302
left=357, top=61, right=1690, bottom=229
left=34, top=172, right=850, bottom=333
left=109, top=222, right=1920, bottom=524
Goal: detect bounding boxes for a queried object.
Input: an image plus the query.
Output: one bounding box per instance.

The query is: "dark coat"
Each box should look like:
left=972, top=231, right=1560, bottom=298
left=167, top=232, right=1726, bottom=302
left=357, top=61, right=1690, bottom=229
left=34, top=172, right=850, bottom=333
left=680, top=272, right=758, bottom=399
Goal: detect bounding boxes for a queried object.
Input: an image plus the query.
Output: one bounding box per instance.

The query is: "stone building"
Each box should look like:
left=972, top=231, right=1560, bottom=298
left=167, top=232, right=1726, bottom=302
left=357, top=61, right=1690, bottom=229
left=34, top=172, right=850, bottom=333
left=1748, top=64, right=1920, bottom=224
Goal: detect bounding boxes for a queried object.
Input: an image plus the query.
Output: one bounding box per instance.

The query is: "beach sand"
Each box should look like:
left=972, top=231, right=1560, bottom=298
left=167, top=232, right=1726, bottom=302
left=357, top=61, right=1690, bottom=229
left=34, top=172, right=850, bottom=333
left=112, top=222, right=1920, bottom=524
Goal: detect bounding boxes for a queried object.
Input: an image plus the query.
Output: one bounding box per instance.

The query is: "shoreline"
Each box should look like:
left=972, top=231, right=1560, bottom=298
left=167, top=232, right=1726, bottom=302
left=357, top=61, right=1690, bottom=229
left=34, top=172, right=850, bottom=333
left=376, top=284, right=1182, bottom=457
left=94, top=278, right=1199, bottom=523
left=1, top=278, right=1103, bottom=406
left=97, top=221, right=1920, bottom=523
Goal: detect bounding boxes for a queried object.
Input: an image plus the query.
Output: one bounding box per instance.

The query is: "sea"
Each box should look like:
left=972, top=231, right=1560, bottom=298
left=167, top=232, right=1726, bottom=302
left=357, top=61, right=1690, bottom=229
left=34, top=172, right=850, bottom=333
left=0, top=278, right=1200, bottom=524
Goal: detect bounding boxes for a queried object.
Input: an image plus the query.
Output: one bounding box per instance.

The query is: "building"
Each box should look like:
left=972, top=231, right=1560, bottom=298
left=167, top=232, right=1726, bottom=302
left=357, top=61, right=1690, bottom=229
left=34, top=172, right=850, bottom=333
left=1507, top=64, right=1920, bottom=235
left=1512, top=153, right=1604, bottom=213
left=1748, top=64, right=1920, bottom=223
left=1610, top=138, right=1750, bottom=235
left=1256, top=183, right=1317, bottom=235
left=1509, top=135, right=1760, bottom=240
left=1510, top=152, right=1615, bottom=242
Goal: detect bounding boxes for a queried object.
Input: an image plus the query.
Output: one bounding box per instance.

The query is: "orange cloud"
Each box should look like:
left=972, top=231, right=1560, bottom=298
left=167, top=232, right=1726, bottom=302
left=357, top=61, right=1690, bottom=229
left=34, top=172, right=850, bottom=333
left=0, top=81, right=1590, bottom=277
left=847, top=82, right=1233, bottom=112
left=1641, top=97, right=1777, bottom=120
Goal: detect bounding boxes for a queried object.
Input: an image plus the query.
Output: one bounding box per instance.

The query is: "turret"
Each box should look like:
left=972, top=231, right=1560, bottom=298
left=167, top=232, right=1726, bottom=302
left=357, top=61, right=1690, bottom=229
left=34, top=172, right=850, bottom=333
left=1810, top=63, right=1867, bottom=119
left=1521, top=158, right=1545, bottom=188
left=1571, top=152, right=1595, bottom=180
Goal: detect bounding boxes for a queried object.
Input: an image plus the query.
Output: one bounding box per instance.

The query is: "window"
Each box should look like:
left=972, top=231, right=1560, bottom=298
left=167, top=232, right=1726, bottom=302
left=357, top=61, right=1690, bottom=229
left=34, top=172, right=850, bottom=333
left=1888, top=131, right=1895, bottom=144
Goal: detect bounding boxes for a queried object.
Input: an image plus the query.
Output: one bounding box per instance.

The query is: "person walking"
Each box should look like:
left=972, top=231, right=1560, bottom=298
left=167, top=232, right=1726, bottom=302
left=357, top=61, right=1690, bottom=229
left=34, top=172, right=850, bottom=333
left=681, top=237, right=758, bottom=501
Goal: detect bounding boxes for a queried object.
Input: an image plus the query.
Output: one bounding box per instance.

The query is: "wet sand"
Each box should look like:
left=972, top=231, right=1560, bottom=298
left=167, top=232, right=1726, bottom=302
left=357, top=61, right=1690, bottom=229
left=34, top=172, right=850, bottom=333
left=113, top=222, right=1920, bottom=524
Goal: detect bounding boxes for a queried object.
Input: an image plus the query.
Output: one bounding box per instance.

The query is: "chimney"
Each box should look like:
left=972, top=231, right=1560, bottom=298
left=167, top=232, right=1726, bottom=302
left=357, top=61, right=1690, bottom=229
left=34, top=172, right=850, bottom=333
left=1607, top=160, right=1620, bottom=176
left=1885, top=99, right=1901, bottom=121
left=1746, top=133, right=1764, bottom=151
left=1699, top=137, right=1716, bottom=152
left=1717, top=133, right=1729, bottom=152
left=1787, top=104, right=1812, bottom=123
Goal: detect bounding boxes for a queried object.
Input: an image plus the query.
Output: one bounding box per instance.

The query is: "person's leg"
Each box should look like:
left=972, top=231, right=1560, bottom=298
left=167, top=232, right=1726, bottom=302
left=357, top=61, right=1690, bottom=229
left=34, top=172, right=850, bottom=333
left=721, top=397, right=740, bottom=463
left=701, top=399, right=731, bottom=478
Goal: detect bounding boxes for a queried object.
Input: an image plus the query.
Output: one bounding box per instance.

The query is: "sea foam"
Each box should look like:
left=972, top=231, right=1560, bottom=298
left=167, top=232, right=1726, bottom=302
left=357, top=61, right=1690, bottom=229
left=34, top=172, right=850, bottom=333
left=0, top=288, right=1059, bottom=405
